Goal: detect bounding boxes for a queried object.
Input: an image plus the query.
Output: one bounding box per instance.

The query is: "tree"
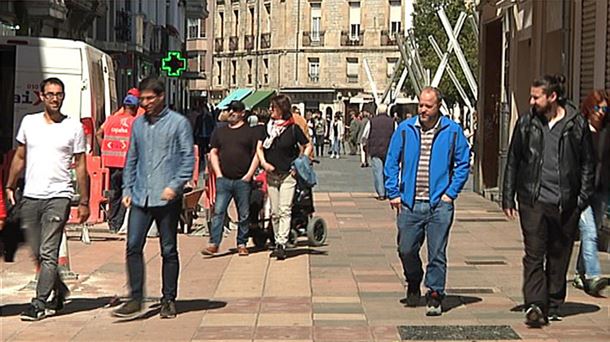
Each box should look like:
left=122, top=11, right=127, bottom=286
left=411, top=0, right=478, bottom=105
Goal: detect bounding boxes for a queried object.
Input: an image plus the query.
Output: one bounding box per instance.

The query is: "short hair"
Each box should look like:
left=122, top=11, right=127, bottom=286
left=138, top=77, right=165, bottom=96
left=532, top=74, right=566, bottom=104
left=229, top=100, right=245, bottom=112
left=420, top=87, right=442, bottom=104
left=271, top=94, right=293, bottom=120
left=377, top=104, right=388, bottom=115
left=40, top=77, right=65, bottom=93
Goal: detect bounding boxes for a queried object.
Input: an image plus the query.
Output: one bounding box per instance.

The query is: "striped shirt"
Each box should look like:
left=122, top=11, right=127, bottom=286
left=414, top=118, right=440, bottom=201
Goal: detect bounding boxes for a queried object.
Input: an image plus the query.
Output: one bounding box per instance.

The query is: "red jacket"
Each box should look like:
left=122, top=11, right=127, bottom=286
left=0, top=182, right=6, bottom=220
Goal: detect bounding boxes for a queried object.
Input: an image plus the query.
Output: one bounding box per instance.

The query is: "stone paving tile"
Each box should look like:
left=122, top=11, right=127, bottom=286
left=312, top=296, right=361, bottom=304
left=200, top=313, right=258, bottom=326
left=313, top=326, right=372, bottom=341
left=253, top=326, right=313, bottom=340
left=313, top=303, right=364, bottom=314
left=191, top=326, right=254, bottom=340
left=257, top=313, right=312, bottom=326
left=210, top=297, right=261, bottom=313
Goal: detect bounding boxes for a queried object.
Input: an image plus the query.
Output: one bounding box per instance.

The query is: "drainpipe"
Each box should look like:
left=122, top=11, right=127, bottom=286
left=295, top=0, right=301, bottom=82
left=561, top=0, right=570, bottom=83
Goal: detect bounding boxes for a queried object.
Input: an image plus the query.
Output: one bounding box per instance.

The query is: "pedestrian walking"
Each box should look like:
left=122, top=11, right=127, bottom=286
left=257, top=95, right=312, bottom=260
left=502, top=75, right=595, bottom=326
left=361, top=104, right=395, bottom=200
left=329, top=113, right=345, bottom=159
left=314, top=111, right=327, bottom=157
left=385, top=87, right=470, bottom=317
left=571, top=89, right=610, bottom=296
left=96, top=94, right=139, bottom=233
left=201, top=101, right=259, bottom=257
left=359, top=111, right=370, bottom=167
left=112, top=78, right=194, bottom=319
left=348, top=111, right=362, bottom=155
left=5, top=77, right=90, bottom=321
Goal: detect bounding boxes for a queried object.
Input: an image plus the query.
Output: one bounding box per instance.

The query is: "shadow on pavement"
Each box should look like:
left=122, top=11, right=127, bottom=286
left=0, top=296, right=115, bottom=317
left=115, top=299, right=227, bottom=322
left=286, top=248, right=328, bottom=258
left=510, top=302, right=600, bottom=317
left=398, top=295, right=482, bottom=313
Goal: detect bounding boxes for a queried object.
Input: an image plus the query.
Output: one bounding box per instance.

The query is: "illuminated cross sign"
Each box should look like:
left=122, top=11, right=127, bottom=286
left=161, top=51, right=187, bottom=77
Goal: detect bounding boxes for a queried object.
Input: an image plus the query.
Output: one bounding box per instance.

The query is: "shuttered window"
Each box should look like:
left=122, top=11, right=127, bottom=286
left=580, top=0, right=596, bottom=100
left=346, top=58, right=359, bottom=76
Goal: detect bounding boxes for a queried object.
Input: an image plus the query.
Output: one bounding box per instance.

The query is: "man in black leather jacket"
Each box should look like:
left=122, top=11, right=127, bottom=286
left=502, top=75, right=595, bottom=327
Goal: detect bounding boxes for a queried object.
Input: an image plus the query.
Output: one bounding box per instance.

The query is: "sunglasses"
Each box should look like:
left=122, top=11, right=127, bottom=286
left=593, top=105, right=610, bottom=113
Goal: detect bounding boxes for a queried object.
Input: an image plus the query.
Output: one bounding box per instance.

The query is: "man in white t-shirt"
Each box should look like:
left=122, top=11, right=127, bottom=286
left=5, top=77, right=90, bottom=321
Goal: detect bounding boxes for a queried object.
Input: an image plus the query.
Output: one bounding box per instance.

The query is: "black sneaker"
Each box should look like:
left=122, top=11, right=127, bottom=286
left=548, top=307, right=563, bottom=322
left=275, top=244, right=286, bottom=260
left=20, top=304, right=45, bottom=321
left=585, top=276, right=608, bottom=297
left=111, top=299, right=143, bottom=318
left=46, top=282, right=71, bottom=316
left=525, top=304, right=547, bottom=327
left=160, top=300, right=177, bottom=319
left=405, top=289, right=421, bottom=307
left=425, top=291, right=443, bottom=316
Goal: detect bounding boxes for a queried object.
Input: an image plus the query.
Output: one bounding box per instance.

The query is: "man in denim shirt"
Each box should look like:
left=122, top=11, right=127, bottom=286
left=112, top=78, right=194, bottom=319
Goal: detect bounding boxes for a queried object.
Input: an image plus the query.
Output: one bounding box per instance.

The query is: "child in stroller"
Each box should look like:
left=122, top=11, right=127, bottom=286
left=248, top=160, right=327, bottom=249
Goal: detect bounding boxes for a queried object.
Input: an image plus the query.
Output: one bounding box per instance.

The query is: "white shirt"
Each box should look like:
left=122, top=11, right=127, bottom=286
left=16, top=112, right=86, bottom=199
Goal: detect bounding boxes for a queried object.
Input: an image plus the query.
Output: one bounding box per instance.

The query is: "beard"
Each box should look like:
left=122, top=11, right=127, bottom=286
left=533, top=102, right=551, bottom=116
left=227, top=113, right=243, bottom=125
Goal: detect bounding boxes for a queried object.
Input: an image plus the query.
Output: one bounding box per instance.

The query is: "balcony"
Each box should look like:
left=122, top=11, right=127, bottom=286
left=381, top=30, right=397, bottom=46
left=215, top=37, right=224, bottom=52
left=261, top=33, right=271, bottom=49
left=347, top=75, right=359, bottom=84
left=229, top=36, right=239, bottom=51
left=309, top=74, right=320, bottom=83
left=302, top=31, right=325, bottom=47
left=340, top=30, right=364, bottom=47
left=245, top=35, right=255, bottom=50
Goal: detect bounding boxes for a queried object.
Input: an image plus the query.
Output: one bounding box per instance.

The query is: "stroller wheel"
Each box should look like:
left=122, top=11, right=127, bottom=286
left=286, top=229, right=298, bottom=249
left=306, top=216, right=327, bottom=246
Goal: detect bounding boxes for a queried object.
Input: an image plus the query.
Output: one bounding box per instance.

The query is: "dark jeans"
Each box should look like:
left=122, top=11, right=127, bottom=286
left=397, top=200, right=454, bottom=295
left=126, top=201, right=181, bottom=302
left=315, top=134, right=324, bottom=156
left=108, top=167, right=127, bottom=232
left=518, top=202, right=579, bottom=313
left=210, top=177, right=251, bottom=246
left=20, top=197, right=71, bottom=307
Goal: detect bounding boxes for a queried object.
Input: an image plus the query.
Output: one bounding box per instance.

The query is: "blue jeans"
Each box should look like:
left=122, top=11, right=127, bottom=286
left=126, top=201, right=181, bottom=301
left=210, top=177, right=251, bottom=246
left=370, top=157, right=385, bottom=197
left=331, top=140, right=341, bottom=156
left=576, top=191, right=608, bottom=278
left=397, top=200, right=455, bottom=295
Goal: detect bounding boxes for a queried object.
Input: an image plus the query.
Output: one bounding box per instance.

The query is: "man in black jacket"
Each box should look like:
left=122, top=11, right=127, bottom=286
left=502, top=75, right=595, bottom=327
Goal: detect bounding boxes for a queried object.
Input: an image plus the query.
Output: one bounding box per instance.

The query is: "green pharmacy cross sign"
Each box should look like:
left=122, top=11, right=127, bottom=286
left=161, top=51, right=187, bottom=77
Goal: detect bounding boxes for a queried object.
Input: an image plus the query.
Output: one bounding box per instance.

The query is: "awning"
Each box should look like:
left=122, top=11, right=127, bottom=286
left=349, top=93, right=374, bottom=104
left=242, top=89, right=276, bottom=110
left=216, top=88, right=254, bottom=109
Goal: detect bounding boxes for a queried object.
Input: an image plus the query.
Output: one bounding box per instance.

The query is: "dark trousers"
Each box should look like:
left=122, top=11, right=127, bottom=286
left=315, top=134, right=324, bottom=156
left=126, top=201, right=181, bottom=302
left=20, top=197, right=71, bottom=307
left=518, top=202, right=579, bottom=313
left=108, top=168, right=127, bottom=232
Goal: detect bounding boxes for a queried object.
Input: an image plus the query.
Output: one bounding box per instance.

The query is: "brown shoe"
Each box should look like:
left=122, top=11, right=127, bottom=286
left=201, top=245, right=218, bottom=256
left=237, top=245, right=249, bottom=256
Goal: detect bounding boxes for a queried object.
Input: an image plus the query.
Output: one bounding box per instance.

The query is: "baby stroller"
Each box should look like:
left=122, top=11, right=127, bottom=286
left=249, top=159, right=327, bottom=249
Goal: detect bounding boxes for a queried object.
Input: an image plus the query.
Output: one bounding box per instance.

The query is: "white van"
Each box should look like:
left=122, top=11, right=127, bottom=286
left=0, top=37, right=118, bottom=154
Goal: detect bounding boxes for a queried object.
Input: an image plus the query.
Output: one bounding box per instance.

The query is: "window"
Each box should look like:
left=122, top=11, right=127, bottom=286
left=249, top=7, right=255, bottom=35
left=219, top=12, right=225, bottom=37
left=200, top=19, right=207, bottom=38
left=349, top=2, right=361, bottom=40
left=263, top=58, right=269, bottom=84
left=311, top=2, right=321, bottom=42
left=199, top=53, right=206, bottom=73
left=247, top=59, right=253, bottom=84
left=387, top=58, right=399, bottom=78
left=189, top=56, right=198, bottom=72
left=231, top=60, right=237, bottom=85
left=347, top=58, right=358, bottom=83
left=265, top=4, right=271, bottom=33
left=217, top=61, right=222, bottom=85
left=233, top=9, right=239, bottom=35
left=308, top=58, right=320, bottom=82
left=188, top=18, right=199, bottom=39
left=390, top=1, right=402, bottom=37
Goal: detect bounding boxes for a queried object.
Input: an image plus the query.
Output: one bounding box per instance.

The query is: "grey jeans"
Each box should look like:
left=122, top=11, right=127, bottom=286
left=20, top=197, right=71, bottom=307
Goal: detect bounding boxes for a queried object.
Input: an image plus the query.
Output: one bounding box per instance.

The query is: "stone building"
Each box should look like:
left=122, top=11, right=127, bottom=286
left=211, top=0, right=408, bottom=115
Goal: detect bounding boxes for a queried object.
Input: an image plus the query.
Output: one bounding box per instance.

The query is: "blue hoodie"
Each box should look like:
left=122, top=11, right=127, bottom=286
left=384, top=115, right=470, bottom=209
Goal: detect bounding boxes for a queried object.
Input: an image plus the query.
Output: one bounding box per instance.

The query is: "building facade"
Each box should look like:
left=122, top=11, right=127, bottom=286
left=186, top=0, right=213, bottom=106
left=475, top=0, right=610, bottom=199
left=211, top=0, right=407, bottom=115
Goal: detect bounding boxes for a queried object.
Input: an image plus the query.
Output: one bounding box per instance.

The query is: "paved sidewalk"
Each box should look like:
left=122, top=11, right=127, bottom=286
left=1, top=191, right=609, bottom=341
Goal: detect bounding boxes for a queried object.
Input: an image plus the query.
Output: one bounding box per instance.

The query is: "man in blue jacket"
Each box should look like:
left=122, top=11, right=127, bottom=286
left=385, top=87, right=470, bottom=316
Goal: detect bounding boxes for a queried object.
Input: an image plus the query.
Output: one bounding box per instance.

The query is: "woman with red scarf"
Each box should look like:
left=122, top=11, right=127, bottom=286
left=257, top=95, right=313, bottom=260
left=0, top=182, right=6, bottom=230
